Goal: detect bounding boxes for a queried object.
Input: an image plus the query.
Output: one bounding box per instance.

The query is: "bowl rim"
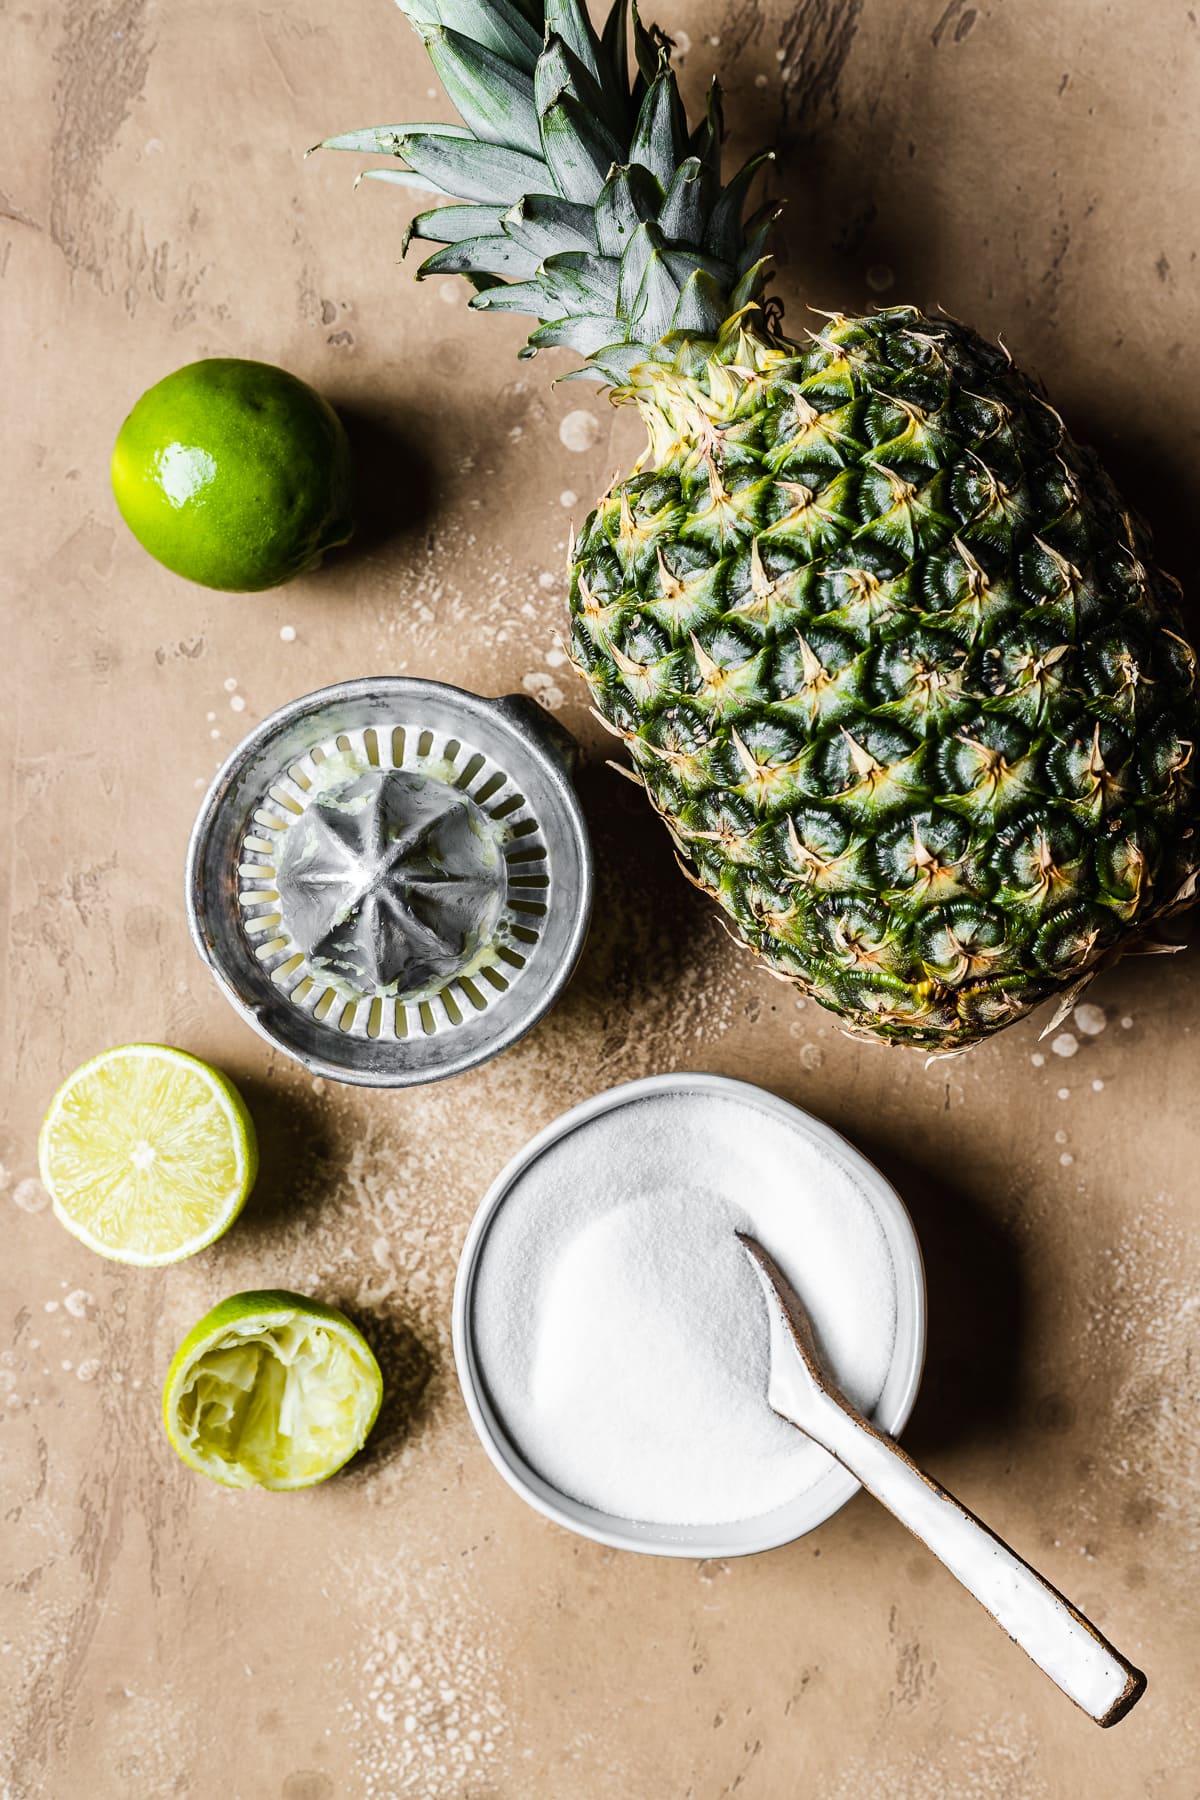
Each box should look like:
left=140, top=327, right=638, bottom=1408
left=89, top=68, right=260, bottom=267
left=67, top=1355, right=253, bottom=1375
left=452, top=1071, right=927, bottom=1558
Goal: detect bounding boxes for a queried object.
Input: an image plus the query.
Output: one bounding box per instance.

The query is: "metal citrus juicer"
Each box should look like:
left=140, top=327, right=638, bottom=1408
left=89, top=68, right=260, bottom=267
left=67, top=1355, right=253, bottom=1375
left=186, top=678, right=593, bottom=1085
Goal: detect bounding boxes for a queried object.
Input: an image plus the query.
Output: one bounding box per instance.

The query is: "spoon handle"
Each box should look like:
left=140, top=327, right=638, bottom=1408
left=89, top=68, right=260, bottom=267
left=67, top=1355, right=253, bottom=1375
left=806, top=1390, right=1145, bottom=1726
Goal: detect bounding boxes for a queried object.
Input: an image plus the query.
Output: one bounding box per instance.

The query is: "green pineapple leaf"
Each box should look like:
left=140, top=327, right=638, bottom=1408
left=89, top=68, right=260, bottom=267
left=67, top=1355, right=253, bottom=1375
left=417, top=26, right=543, bottom=156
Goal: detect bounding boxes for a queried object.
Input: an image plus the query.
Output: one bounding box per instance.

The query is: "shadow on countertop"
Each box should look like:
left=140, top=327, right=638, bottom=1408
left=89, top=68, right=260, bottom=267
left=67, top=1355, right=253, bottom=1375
left=855, top=1140, right=1028, bottom=1466
left=326, top=397, right=438, bottom=567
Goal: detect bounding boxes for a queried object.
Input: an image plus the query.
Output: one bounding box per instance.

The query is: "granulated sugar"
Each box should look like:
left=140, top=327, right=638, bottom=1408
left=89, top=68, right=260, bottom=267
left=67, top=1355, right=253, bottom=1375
left=471, top=1091, right=898, bottom=1527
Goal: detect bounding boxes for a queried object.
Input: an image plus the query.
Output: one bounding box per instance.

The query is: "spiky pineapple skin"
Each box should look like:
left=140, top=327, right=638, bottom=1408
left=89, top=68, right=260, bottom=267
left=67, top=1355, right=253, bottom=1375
left=569, top=307, right=1200, bottom=1048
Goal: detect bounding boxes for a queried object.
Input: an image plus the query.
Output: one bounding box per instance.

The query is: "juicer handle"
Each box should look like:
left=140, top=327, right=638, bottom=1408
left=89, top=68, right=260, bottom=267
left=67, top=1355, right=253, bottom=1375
left=805, top=1387, right=1146, bottom=1727
left=491, top=693, right=582, bottom=782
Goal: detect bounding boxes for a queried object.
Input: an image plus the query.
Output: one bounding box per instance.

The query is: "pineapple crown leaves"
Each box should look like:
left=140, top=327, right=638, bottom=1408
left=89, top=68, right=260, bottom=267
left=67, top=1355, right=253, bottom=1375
left=314, top=0, right=778, bottom=384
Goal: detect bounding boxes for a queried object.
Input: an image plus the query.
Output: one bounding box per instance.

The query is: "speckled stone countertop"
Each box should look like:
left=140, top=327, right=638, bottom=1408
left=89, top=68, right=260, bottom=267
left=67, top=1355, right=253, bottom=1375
left=4, top=2, right=1200, bottom=1794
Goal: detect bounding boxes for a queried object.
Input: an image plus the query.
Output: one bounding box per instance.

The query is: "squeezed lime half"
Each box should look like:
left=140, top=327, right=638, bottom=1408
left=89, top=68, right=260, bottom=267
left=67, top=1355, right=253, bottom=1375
left=163, top=1291, right=383, bottom=1490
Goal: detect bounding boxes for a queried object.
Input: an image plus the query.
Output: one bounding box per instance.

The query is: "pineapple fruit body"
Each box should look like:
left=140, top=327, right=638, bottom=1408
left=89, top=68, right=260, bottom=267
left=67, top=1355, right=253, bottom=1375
left=569, top=313, right=1199, bottom=1046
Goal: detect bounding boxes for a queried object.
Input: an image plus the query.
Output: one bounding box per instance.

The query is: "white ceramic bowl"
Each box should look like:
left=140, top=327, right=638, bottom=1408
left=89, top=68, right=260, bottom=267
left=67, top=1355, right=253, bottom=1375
left=452, top=1073, right=926, bottom=1558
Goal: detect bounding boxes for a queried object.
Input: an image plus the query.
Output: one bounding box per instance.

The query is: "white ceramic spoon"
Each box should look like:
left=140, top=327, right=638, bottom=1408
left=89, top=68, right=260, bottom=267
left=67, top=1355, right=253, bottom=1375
left=738, top=1233, right=1146, bottom=1727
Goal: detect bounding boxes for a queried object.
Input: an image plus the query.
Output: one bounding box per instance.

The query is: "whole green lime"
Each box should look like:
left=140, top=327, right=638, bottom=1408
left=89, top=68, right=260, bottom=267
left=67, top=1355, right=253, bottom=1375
left=111, top=358, right=354, bottom=591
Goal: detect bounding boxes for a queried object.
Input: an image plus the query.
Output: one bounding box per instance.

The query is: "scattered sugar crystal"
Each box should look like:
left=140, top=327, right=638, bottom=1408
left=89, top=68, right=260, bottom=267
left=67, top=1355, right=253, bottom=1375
left=1073, top=1003, right=1107, bottom=1036
left=230, top=694, right=246, bottom=712
left=76, top=1359, right=101, bottom=1383
left=1121, top=1015, right=1134, bottom=1029
left=280, top=624, right=297, bottom=642
left=558, top=410, right=600, bottom=452
left=1051, top=1033, right=1079, bottom=1058
left=559, top=490, right=578, bottom=508
left=1031, top=1052, right=1045, bottom=1068
left=64, top=1289, right=95, bottom=1319
left=1092, top=1079, right=1105, bottom=1092
left=1060, top=1153, right=1075, bottom=1168
left=223, top=677, right=238, bottom=692
left=1058, top=1087, right=1070, bottom=1100
left=13, top=1179, right=49, bottom=1214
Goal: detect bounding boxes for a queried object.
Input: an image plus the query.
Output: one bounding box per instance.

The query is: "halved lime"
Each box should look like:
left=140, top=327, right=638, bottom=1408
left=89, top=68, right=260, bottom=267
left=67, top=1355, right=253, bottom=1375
left=163, top=1292, right=383, bottom=1489
left=38, top=1044, right=258, bottom=1266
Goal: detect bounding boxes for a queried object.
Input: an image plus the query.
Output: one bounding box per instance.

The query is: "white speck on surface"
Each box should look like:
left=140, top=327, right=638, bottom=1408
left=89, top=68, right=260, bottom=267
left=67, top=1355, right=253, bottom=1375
left=64, top=1288, right=95, bottom=1319
left=1060, top=1153, right=1075, bottom=1167
left=1057, top=1087, right=1071, bottom=1100
left=520, top=671, right=564, bottom=711
left=60, top=1359, right=72, bottom=1372
left=1121, top=1015, right=1134, bottom=1029
left=1085, top=1203, right=1200, bottom=1562
left=210, top=728, right=221, bottom=740
left=437, top=283, right=460, bottom=305
left=537, top=571, right=557, bottom=591
left=559, top=490, right=578, bottom=509
left=43, top=1300, right=58, bottom=1313
left=1092, top=1078, right=1105, bottom=1092
left=1073, top=1002, right=1107, bottom=1036
left=347, top=1560, right=510, bottom=1797
left=754, top=71, right=768, bottom=86
left=312, top=1077, right=327, bottom=1096
left=230, top=693, right=246, bottom=713
left=223, top=676, right=238, bottom=692
left=206, top=710, right=216, bottom=721
left=76, top=1358, right=101, bottom=1382
left=13, top=1178, right=49, bottom=1214
left=558, top=410, right=601, bottom=453
left=673, top=28, right=691, bottom=55
left=1055, top=1130, right=1068, bottom=1144
left=544, top=645, right=567, bottom=668
left=1031, top=1052, right=1045, bottom=1068
left=1051, top=1033, right=1079, bottom=1058
left=280, top=624, right=297, bottom=642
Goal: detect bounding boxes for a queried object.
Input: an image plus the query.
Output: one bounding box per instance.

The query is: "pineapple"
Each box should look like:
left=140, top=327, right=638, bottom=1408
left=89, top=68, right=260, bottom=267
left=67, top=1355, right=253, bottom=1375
left=318, top=0, right=1200, bottom=1048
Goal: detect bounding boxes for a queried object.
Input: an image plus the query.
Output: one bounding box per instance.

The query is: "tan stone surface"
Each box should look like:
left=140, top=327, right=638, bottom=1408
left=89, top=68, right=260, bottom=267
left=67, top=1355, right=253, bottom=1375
left=3, top=1, right=1200, bottom=1794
